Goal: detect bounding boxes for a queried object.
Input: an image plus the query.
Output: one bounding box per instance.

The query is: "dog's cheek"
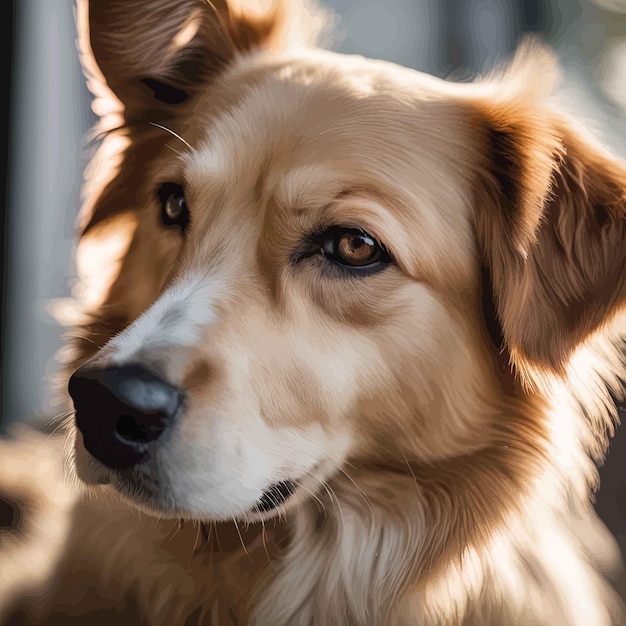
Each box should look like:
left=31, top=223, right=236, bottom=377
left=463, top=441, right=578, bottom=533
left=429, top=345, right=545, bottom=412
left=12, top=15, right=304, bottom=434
left=299, top=268, right=407, bottom=329
left=346, top=285, right=494, bottom=461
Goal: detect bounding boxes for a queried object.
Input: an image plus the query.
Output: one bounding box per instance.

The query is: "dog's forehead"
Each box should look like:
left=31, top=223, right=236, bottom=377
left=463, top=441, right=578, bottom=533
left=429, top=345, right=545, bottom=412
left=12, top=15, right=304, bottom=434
left=183, top=51, right=469, bottom=192
left=177, top=51, right=478, bottom=284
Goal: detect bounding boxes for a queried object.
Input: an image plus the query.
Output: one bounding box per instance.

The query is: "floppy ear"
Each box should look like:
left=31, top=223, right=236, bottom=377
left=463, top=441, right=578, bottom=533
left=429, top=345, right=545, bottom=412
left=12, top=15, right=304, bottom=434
left=76, top=0, right=317, bottom=125
left=472, top=45, right=626, bottom=381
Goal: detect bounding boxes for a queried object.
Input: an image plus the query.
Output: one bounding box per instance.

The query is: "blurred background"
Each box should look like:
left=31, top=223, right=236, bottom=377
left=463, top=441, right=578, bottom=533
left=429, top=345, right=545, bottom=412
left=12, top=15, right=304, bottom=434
left=0, top=0, right=625, bottom=598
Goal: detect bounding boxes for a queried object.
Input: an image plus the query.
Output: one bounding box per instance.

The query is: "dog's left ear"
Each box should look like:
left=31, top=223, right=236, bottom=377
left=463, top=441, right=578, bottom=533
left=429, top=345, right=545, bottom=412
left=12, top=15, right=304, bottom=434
left=76, top=0, right=326, bottom=125
left=472, top=43, right=626, bottom=380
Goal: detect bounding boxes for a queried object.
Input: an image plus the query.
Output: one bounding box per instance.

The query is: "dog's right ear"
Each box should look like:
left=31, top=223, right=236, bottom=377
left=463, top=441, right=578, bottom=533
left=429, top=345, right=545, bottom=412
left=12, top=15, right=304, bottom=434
left=76, top=0, right=300, bottom=124
left=469, top=41, right=626, bottom=387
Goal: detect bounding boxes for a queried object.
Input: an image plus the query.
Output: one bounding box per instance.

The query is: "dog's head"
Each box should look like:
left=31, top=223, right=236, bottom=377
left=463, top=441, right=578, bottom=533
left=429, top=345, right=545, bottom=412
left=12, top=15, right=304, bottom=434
left=67, top=0, right=626, bottom=527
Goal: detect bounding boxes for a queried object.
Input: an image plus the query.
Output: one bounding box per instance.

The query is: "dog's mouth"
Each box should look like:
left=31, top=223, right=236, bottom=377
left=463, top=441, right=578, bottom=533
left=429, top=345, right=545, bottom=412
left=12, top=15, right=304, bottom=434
left=75, top=431, right=325, bottom=521
left=80, top=454, right=305, bottom=518
left=253, top=479, right=297, bottom=513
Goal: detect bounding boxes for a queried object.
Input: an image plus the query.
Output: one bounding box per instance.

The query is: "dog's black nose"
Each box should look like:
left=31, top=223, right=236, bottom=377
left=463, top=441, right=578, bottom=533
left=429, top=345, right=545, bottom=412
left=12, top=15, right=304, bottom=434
left=68, top=364, right=184, bottom=470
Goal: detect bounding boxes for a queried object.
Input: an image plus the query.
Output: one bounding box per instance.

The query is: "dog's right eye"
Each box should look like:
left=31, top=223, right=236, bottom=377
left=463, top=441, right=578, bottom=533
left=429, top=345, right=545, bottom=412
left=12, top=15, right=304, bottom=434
left=157, top=183, right=189, bottom=231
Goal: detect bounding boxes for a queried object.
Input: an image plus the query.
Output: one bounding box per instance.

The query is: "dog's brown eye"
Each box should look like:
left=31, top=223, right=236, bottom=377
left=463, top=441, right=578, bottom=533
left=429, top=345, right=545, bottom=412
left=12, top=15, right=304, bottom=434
left=319, top=226, right=391, bottom=273
left=335, top=232, right=379, bottom=265
left=157, top=183, right=189, bottom=230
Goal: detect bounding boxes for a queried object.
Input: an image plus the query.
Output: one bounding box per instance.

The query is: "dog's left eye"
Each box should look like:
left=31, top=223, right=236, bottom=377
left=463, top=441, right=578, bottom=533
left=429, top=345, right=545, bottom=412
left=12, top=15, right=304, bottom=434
left=157, top=183, right=189, bottom=230
left=304, top=226, right=392, bottom=275
left=323, top=228, right=382, bottom=265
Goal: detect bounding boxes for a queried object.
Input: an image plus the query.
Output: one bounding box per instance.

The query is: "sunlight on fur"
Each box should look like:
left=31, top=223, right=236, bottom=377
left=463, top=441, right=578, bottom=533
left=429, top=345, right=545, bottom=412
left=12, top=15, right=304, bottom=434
left=0, top=0, right=625, bottom=624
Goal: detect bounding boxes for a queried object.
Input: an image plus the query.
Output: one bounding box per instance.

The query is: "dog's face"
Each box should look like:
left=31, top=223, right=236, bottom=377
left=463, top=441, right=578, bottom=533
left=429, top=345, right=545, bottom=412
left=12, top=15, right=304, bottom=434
left=67, top=0, right=626, bottom=525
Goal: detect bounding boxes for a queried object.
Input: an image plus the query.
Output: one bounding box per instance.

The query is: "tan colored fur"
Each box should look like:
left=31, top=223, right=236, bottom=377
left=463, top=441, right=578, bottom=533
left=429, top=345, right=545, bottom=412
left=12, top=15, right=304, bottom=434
left=0, top=1, right=625, bottom=625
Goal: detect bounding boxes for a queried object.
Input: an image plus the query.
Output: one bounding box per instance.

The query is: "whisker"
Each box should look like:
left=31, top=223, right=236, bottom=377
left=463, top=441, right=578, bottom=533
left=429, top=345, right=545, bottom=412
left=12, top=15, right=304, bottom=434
left=47, top=419, right=69, bottom=439
left=322, top=481, right=345, bottom=531
left=260, top=516, right=276, bottom=571
left=47, top=410, right=76, bottom=439
left=64, top=333, right=97, bottom=345
left=308, top=474, right=344, bottom=531
left=338, top=466, right=374, bottom=520
left=342, top=459, right=358, bottom=471
left=214, top=522, right=223, bottom=553
left=166, top=518, right=182, bottom=542
left=164, top=143, right=183, bottom=158
left=48, top=407, right=75, bottom=425
left=401, top=450, right=421, bottom=498
left=233, top=518, right=252, bottom=561
left=295, top=476, right=327, bottom=516
left=277, top=503, right=289, bottom=525
left=149, top=122, right=193, bottom=152
left=189, top=520, right=203, bottom=565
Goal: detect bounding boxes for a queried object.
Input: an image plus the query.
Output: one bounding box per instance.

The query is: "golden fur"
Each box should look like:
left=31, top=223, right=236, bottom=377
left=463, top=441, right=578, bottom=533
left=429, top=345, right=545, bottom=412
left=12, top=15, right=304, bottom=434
left=0, top=1, right=625, bottom=624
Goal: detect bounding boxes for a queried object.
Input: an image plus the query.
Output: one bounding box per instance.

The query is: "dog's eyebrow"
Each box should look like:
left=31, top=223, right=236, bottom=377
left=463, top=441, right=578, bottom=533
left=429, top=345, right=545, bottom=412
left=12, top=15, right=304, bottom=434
left=334, top=184, right=395, bottom=206
left=290, top=185, right=390, bottom=219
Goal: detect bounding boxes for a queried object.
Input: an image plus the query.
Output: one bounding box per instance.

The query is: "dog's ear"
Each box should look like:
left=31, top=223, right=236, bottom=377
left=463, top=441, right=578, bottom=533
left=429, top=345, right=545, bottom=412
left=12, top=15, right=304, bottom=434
left=76, top=0, right=306, bottom=123
left=472, top=43, right=626, bottom=383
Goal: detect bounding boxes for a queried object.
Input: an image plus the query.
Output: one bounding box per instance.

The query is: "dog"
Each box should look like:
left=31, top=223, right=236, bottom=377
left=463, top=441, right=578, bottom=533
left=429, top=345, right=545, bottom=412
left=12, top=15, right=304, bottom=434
left=0, top=0, right=625, bottom=624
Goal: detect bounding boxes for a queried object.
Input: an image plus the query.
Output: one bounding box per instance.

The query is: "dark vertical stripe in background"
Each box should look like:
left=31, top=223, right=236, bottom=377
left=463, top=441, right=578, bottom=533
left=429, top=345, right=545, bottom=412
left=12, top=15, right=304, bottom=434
left=0, top=1, right=15, bottom=433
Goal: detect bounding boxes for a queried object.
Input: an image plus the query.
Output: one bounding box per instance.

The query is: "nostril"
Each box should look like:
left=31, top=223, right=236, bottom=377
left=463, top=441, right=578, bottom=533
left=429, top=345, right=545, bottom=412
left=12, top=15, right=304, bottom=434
left=115, top=412, right=167, bottom=443
left=116, top=414, right=145, bottom=442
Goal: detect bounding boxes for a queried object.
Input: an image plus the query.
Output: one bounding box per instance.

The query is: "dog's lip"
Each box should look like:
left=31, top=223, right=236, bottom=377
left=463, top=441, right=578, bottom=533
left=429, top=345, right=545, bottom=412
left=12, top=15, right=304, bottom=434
left=78, top=439, right=327, bottom=518
left=253, top=479, right=297, bottom=513
left=251, top=461, right=326, bottom=515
